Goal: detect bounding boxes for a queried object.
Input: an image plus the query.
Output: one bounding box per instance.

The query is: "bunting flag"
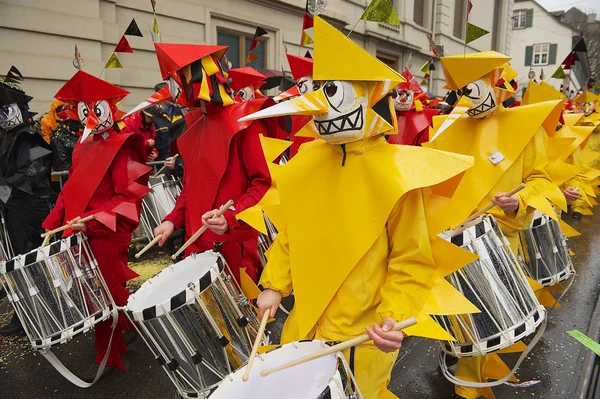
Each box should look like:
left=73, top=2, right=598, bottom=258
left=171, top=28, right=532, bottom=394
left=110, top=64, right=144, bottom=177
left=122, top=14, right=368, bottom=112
left=72, top=45, right=84, bottom=70
left=572, top=38, right=587, bottom=53
left=562, top=52, right=575, bottom=69
left=551, top=66, right=567, bottom=79
left=150, top=0, right=156, bottom=12
left=114, top=35, right=134, bottom=53
left=429, top=60, right=435, bottom=71
left=427, top=34, right=443, bottom=57
left=245, top=26, right=268, bottom=65
left=420, top=59, right=431, bottom=74
left=5, top=65, right=24, bottom=82
left=151, top=12, right=160, bottom=42
left=124, top=18, right=143, bottom=37
left=467, top=0, right=473, bottom=17
left=104, top=52, right=123, bottom=69
left=465, top=22, right=489, bottom=44
left=360, top=0, right=401, bottom=25
left=301, top=1, right=315, bottom=46
left=420, top=79, right=428, bottom=86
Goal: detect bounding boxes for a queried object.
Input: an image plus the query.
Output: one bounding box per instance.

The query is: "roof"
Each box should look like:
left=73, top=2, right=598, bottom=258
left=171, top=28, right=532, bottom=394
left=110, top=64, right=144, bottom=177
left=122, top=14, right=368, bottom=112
left=514, top=0, right=583, bottom=33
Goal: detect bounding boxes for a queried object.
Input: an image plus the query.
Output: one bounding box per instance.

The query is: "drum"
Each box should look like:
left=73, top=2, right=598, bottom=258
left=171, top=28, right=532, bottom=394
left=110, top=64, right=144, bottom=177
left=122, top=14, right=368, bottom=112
left=434, top=215, right=546, bottom=357
left=210, top=340, right=363, bottom=399
left=0, top=233, right=112, bottom=350
left=139, top=175, right=181, bottom=239
left=125, top=251, right=265, bottom=398
left=519, top=210, right=575, bottom=287
left=0, top=207, right=14, bottom=259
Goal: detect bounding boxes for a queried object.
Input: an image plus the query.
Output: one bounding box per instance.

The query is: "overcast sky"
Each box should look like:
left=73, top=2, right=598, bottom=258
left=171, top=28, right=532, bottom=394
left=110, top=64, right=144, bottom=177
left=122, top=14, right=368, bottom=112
left=536, top=0, right=598, bottom=14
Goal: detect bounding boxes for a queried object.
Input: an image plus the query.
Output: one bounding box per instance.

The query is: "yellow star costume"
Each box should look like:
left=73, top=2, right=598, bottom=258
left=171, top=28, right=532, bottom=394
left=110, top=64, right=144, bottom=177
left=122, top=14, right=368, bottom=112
left=239, top=17, right=479, bottom=399
left=577, top=91, right=600, bottom=168
left=424, top=52, right=559, bottom=399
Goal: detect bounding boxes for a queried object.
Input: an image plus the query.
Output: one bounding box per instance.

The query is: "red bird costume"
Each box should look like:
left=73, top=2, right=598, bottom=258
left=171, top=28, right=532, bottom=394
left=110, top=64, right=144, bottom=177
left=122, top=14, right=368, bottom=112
left=154, top=43, right=272, bottom=283
left=42, top=71, right=151, bottom=371
left=388, top=68, right=440, bottom=146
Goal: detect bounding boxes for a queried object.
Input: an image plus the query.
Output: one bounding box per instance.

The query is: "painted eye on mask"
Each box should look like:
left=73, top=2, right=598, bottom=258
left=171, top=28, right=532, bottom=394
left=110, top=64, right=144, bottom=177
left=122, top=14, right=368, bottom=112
left=77, top=102, right=90, bottom=123
left=93, top=101, right=111, bottom=122
left=297, top=76, right=314, bottom=95
left=460, top=81, right=483, bottom=99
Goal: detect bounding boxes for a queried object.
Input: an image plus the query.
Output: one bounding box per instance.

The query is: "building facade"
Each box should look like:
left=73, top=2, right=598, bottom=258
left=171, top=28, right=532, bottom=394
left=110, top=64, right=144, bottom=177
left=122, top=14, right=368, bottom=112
left=0, top=0, right=513, bottom=114
left=511, top=0, right=589, bottom=98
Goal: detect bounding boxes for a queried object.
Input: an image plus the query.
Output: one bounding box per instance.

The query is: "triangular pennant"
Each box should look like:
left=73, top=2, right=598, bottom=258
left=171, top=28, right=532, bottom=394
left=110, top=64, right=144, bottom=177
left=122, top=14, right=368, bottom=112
left=150, top=0, right=156, bottom=12
left=245, top=52, right=260, bottom=65
left=124, top=18, right=143, bottom=37
left=420, top=59, right=431, bottom=74
left=562, top=52, right=575, bottom=69
left=360, top=0, right=401, bottom=25
left=152, top=12, right=160, bottom=37
left=301, top=30, right=314, bottom=46
left=429, top=60, right=435, bottom=71
left=104, top=52, right=123, bottom=69
left=248, top=39, right=260, bottom=53
left=301, top=3, right=314, bottom=46
left=467, top=0, right=473, bottom=17
left=420, top=79, right=428, bottom=85
left=572, top=38, right=587, bottom=53
left=114, top=35, right=134, bottom=53
left=465, top=22, right=489, bottom=44
left=551, top=66, right=567, bottom=79
left=253, top=26, right=268, bottom=39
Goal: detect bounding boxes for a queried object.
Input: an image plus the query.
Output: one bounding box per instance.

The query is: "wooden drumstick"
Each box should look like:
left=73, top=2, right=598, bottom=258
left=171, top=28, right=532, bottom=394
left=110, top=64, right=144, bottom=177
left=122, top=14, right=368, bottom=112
left=242, top=309, right=270, bottom=382
left=152, top=154, right=179, bottom=178
left=41, top=215, right=95, bottom=238
left=260, top=317, right=417, bottom=377
left=135, top=233, right=163, bottom=259
left=462, top=183, right=526, bottom=225
left=171, top=200, right=234, bottom=260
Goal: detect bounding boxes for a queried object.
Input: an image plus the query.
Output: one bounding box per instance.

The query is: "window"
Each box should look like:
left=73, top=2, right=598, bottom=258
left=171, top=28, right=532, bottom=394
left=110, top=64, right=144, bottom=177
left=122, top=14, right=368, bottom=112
left=217, top=31, right=267, bottom=69
left=414, top=0, right=425, bottom=27
left=513, top=10, right=527, bottom=29
left=453, top=0, right=466, bottom=39
left=533, top=43, right=549, bottom=66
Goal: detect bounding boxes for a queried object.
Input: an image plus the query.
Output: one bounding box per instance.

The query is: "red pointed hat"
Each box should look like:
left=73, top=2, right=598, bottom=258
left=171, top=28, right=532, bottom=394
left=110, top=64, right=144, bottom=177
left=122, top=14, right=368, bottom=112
left=228, top=67, right=266, bottom=92
left=55, top=70, right=129, bottom=103
left=286, top=54, right=314, bottom=81
left=154, top=43, right=229, bottom=79
left=398, top=68, right=423, bottom=95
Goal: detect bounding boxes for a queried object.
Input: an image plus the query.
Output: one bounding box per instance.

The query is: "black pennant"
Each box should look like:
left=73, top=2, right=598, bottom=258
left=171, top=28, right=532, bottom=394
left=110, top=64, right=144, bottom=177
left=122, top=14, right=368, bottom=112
left=572, top=37, right=587, bottom=53
left=125, top=18, right=144, bottom=37
left=304, top=50, right=313, bottom=59
left=254, top=26, right=268, bottom=39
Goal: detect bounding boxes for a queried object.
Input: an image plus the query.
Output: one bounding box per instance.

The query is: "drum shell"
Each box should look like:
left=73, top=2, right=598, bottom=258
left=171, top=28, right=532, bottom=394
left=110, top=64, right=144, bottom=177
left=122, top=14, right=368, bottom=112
left=0, top=234, right=112, bottom=350
left=519, top=210, right=575, bottom=287
left=125, top=252, right=263, bottom=398
left=436, top=215, right=546, bottom=358
left=139, top=176, right=181, bottom=239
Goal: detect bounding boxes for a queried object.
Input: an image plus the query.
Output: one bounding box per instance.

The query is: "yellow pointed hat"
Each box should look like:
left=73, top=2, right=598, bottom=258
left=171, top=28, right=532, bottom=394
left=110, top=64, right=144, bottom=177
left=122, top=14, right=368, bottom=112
left=574, top=90, right=599, bottom=103
left=522, top=80, right=565, bottom=105
left=440, top=51, right=511, bottom=90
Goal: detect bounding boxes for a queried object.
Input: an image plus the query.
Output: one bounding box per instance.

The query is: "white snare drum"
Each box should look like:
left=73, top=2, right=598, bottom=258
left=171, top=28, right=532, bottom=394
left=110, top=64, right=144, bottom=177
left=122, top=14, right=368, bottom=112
left=435, top=215, right=545, bottom=357
left=211, top=340, right=363, bottom=399
left=0, top=233, right=112, bottom=350
left=519, top=210, right=575, bottom=287
left=140, top=175, right=181, bottom=239
left=125, top=251, right=264, bottom=398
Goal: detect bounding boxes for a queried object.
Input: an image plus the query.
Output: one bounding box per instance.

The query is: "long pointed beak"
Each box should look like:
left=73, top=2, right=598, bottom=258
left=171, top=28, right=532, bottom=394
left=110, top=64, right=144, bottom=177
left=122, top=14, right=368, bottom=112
left=239, top=89, right=329, bottom=122
left=80, top=110, right=99, bottom=143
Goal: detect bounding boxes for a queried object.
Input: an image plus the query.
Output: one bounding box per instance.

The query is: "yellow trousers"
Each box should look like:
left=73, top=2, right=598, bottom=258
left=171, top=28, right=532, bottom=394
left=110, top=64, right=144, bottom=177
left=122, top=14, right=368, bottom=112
left=340, top=345, right=399, bottom=399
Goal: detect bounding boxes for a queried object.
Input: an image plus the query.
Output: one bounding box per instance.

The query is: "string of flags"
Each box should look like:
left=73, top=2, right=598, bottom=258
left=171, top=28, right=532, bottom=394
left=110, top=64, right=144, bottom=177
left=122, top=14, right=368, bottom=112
left=301, top=1, right=314, bottom=46
left=246, top=26, right=268, bottom=65
left=465, top=0, right=489, bottom=45
left=104, top=8, right=147, bottom=69
left=551, top=37, right=587, bottom=81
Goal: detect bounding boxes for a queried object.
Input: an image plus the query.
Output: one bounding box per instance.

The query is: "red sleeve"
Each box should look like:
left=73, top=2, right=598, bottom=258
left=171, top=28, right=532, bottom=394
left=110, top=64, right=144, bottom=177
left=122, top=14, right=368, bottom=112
left=163, top=172, right=187, bottom=229
left=224, top=121, right=272, bottom=232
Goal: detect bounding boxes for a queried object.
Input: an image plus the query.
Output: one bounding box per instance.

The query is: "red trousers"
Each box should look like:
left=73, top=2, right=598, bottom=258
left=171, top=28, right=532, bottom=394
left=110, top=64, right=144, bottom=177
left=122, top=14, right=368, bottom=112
left=88, top=236, right=138, bottom=371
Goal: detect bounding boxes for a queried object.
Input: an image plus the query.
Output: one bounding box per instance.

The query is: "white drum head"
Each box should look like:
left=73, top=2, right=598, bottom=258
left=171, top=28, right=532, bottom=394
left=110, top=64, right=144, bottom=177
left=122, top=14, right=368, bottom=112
left=211, top=341, right=337, bottom=399
left=126, top=251, right=221, bottom=321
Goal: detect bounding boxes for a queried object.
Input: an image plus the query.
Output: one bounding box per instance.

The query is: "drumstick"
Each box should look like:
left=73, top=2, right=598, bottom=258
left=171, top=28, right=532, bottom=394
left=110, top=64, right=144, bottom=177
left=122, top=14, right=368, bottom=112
left=152, top=154, right=179, bottom=178
left=260, top=317, right=417, bottom=377
left=135, top=234, right=163, bottom=259
left=242, top=309, right=270, bottom=382
left=462, top=183, right=526, bottom=225
left=40, top=215, right=95, bottom=238
left=171, top=200, right=234, bottom=260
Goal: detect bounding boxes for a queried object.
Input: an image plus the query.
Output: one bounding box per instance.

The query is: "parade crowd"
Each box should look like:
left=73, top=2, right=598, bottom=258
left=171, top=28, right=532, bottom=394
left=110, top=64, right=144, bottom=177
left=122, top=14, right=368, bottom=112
left=1, top=11, right=600, bottom=399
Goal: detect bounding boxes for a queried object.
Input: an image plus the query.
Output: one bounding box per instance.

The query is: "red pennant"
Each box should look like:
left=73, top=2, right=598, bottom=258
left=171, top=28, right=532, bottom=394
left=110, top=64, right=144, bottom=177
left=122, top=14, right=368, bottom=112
left=467, top=0, right=473, bottom=17
left=114, top=35, right=133, bottom=53
left=249, top=39, right=260, bottom=53
left=562, top=52, right=575, bottom=69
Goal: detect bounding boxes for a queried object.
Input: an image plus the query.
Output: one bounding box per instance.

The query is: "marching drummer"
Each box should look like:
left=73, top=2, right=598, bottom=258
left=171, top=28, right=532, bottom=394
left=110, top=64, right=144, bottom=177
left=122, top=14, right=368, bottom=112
left=41, top=70, right=151, bottom=377
left=0, top=67, right=53, bottom=336
left=151, top=43, right=273, bottom=285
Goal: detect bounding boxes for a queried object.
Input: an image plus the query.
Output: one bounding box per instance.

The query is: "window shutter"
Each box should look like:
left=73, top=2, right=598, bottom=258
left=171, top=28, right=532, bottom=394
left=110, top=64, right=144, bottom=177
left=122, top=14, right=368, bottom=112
left=454, top=0, right=465, bottom=38
left=549, top=43, right=558, bottom=65
left=414, top=0, right=425, bottom=27
left=526, top=9, right=533, bottom=27
left=525, top=46, right=533, bottom=66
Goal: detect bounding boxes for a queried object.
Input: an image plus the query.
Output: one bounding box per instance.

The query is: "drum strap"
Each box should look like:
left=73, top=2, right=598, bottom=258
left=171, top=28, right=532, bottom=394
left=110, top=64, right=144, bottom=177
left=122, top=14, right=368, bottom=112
left=439, top=317, right=547, bottom=388
left=40, top=307, right=120, bottom=388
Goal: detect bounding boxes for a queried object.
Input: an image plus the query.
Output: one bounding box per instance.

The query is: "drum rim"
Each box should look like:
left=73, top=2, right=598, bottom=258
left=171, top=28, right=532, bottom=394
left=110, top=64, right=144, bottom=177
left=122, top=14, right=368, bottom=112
left=0, top=233, right=87, bottom=273
left=125, top=251, right=225, bottom=322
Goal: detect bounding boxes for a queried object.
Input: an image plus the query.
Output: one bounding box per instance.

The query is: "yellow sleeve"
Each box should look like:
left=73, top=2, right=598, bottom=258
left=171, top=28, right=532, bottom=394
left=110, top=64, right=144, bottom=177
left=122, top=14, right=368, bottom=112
left=564, top=150, right=592, bottom=211
left=377, top=189, right=436, bottom=323
left=513, top=127, right=555, bottom=223
left=259, top=231, right=294, bottom=296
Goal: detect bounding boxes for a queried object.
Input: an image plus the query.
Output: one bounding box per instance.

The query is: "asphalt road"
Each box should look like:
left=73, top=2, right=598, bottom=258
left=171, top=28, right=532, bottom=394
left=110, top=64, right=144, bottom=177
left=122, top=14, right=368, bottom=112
left=1, top=211, right=598, bottom=398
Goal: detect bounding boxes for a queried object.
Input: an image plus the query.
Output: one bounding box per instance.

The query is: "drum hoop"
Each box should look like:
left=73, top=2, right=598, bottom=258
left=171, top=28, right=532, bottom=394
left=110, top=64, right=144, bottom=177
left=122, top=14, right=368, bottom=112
left=126, top=252, right=225, bottom=322
left=0, top=233, right=86, bottom=274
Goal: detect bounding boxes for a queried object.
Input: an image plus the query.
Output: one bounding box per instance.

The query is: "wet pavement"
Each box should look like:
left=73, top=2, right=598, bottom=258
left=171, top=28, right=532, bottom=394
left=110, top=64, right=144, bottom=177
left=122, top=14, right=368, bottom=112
left=1, top=211, right=599, bottom=399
